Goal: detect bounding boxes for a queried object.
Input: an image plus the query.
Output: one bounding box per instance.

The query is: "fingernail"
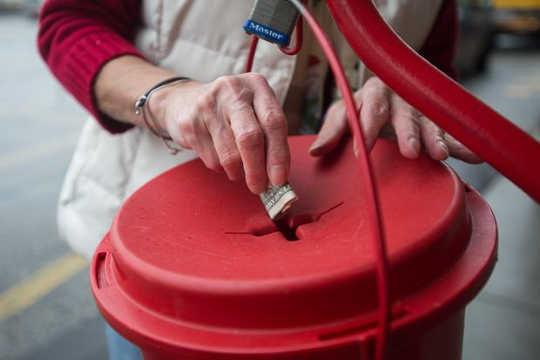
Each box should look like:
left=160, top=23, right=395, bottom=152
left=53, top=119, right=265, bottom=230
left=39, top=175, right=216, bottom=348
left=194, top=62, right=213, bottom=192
left=437, top=139, right=449, bottom=156
left=309, top=142, right=321, bottom=154
left=408, top=137, right=420, bottom=152
left=270, top=165, right=287, bottom=186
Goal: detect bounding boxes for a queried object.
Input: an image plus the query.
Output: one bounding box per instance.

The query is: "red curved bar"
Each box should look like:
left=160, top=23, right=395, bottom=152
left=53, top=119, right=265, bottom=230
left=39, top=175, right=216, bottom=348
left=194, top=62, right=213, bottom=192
left=327, top=0, right=540, bottom=203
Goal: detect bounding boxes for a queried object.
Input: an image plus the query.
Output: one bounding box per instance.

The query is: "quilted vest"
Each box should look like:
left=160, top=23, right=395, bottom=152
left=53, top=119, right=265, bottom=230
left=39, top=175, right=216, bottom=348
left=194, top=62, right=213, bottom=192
left=58, top=0, right=443, bottom=258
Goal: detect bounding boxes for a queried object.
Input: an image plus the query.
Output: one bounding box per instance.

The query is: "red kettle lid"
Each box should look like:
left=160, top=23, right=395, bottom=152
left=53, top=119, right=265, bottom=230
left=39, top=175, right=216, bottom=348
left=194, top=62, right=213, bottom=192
left=104, top=135, right=470, bottom=332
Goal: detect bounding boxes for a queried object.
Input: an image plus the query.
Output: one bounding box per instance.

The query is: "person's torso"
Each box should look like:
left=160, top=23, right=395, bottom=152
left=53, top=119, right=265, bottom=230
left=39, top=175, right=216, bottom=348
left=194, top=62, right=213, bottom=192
left=58, top=0, right=444, bottom=258
left=134, top=0, right=443, bottom=114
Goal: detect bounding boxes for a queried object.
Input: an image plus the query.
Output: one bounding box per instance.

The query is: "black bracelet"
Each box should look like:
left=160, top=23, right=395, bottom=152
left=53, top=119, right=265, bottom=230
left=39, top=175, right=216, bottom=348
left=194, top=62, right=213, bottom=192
left=134, top=76, right=191, bottom=154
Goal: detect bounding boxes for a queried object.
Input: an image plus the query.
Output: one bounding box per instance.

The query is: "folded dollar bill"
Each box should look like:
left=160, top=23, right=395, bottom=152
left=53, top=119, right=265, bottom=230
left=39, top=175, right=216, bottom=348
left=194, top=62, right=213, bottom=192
left=259, top=182, right=298, bottom=220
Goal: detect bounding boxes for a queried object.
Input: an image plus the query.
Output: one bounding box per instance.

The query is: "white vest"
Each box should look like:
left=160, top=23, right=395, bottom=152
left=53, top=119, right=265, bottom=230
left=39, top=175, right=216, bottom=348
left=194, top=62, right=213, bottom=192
left=58, top=0, right=443, bottom=258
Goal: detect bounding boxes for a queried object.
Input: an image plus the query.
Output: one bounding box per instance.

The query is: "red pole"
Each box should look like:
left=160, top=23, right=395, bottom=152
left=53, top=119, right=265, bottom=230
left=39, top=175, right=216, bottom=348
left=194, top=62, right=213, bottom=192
left=326, top=0, right=540, bottom=203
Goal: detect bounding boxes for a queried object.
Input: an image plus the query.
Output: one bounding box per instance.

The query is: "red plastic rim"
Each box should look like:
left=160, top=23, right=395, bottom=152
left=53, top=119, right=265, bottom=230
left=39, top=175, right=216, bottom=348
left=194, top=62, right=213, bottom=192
left=90, top=136, right=497, bottom=357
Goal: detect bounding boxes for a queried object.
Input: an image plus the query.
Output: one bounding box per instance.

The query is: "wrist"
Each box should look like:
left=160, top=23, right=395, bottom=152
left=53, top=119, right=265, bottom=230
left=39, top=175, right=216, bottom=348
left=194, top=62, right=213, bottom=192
left=146, top=79, right=198, bottom=134
left=146, top=84, right=173, bottom=133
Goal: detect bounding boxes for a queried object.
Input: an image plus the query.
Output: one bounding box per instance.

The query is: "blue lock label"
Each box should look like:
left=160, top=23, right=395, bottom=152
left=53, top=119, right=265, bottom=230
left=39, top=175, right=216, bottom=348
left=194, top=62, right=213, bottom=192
left=243, top=20, right=290, bottom=46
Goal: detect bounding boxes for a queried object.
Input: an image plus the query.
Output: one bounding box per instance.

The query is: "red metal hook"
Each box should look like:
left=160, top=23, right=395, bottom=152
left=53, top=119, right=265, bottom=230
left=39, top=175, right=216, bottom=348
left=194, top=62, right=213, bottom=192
left=327, top=0, right=540, bottom=203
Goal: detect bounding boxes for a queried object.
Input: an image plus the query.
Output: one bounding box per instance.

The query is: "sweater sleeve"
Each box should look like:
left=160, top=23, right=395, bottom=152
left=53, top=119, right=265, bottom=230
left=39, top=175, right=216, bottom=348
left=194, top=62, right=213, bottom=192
left=419, top=0, right=459, bottom=80
left=38, top=0, right=144, bottom=133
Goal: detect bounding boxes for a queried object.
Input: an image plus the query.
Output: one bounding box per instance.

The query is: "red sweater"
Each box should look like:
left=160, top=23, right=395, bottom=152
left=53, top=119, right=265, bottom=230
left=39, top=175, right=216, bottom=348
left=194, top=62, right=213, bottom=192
left=38, top=0, right=458, bottom=134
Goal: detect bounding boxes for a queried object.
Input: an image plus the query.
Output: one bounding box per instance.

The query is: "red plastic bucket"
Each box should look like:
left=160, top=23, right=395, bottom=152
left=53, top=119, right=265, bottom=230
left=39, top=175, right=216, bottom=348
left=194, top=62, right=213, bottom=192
left=90, top=135, right=497, bottom=360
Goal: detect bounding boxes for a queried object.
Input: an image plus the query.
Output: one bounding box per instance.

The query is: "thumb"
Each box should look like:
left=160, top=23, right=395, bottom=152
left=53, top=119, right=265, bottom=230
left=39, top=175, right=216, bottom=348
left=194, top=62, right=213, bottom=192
left=309, top=102, right=351, bottom=156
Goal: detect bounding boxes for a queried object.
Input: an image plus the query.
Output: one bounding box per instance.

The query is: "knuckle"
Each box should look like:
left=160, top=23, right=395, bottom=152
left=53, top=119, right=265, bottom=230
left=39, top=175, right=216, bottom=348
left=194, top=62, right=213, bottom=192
left=426, top=120, right=442, bottom=134
left=214, top=75, right=233, bottom=86
left=408, top=120, right=421, bottom=134
left=178, top=116, right=196, bottom=135
left=197, top=93, right=216, bottom=111
left=328, top=101, right=345, bottom=117
left=213, top=75, right=239, bottom=92
left=267, top=149, right=289, bottom=167
left=365, top=76, right=383, bottom=89
left=205, top=157, right=221, bottom=172
left=212, top=77, right=226, bottom=91
left=227, top=98, right=252, bottom=113
left=401, top=129, right=419, bottom=141
left=214, top=81, right=252, bottom=108
left=232, top=87, right=254, bottom=104
left=220, top=150, right=241, bottom=168
left=397, top=109, right=420, bottom=124
left=195, top=102, right=217, bottom=126
left=261, top=109, right=286, bottom=131
left=236, top=128, right=264, bottom=149
left=370, top=101, right=390, bottom=117
left=245, top=72, right=267, bottom=84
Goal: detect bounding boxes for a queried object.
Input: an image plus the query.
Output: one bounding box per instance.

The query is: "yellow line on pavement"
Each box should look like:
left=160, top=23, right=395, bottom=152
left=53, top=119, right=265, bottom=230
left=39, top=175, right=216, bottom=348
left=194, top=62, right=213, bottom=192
left=0, top=253, right=88, bottom=321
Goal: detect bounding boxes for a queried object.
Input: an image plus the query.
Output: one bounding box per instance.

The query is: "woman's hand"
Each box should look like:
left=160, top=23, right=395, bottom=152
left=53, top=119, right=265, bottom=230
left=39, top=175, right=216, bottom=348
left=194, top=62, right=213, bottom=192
left=150, top=73, right=290, bottom=194
left=309, top=76, right=482, bottom=164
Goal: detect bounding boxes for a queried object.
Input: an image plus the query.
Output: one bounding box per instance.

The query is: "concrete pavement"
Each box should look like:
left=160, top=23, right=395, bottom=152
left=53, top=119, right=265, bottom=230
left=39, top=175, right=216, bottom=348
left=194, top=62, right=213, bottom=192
left=0, top=13, right=105, bottom=360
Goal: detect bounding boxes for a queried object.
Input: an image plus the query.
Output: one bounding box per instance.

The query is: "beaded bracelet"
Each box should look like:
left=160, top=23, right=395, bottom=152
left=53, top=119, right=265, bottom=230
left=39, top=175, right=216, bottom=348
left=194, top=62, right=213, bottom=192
left=134, top=76, right=191, bottom=154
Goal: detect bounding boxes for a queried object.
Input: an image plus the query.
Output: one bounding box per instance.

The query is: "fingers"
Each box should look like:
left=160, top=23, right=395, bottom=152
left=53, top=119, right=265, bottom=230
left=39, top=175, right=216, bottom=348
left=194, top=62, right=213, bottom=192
left=418, top=116, right=449, bottom=161
left=390, top=95, right=421, bottom=159
left=418, top=119, right=482, bottom=163
left=173, top=71, right=483, bottom=196
left=359, top=78, right=391, bottom=151
left=310, top=76, right=390, bottom=157
left=390, top=93, right=479, bottom=163
left=168, top=74, right=289, bottom=193
left=201, top=74, right=290, bottom=194
left=201, top=95, right=243, bottom=181
left=251, top=74, right=290, bottom=187
left=224, top=91, right=267, bottom=194
left=392, top=101, right=481, bottom=163
left=389, top=93, right=447, bottom=161
left=309, top=101, right=349, bottom=156
left=189, top=111, right=222, bottom=172
left=310, top=74, right=481, bottom=164
left=444, top=133, right=483, bottom=164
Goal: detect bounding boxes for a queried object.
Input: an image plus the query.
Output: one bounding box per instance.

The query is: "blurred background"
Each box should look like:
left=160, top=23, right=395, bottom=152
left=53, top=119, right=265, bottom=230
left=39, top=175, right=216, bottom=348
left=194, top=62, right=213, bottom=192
left=0, top=0, right=539, bottom=359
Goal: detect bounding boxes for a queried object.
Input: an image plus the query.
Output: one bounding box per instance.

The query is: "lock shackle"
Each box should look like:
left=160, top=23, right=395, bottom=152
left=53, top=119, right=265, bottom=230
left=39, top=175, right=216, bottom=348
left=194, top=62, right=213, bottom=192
left=327, top=0, right=540, bottom=203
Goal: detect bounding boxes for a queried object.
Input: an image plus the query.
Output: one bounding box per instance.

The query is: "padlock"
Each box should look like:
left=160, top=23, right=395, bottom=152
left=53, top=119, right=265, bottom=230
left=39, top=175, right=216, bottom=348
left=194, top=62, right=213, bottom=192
left=243, top=0, right=300, bottom=46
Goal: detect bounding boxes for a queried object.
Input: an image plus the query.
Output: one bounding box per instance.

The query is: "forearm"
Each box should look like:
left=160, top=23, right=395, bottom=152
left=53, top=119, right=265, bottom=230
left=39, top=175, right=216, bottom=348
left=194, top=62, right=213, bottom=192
left=94, top=55, right=176, bottom=128
left=38, top=0, right=144, bottom=133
